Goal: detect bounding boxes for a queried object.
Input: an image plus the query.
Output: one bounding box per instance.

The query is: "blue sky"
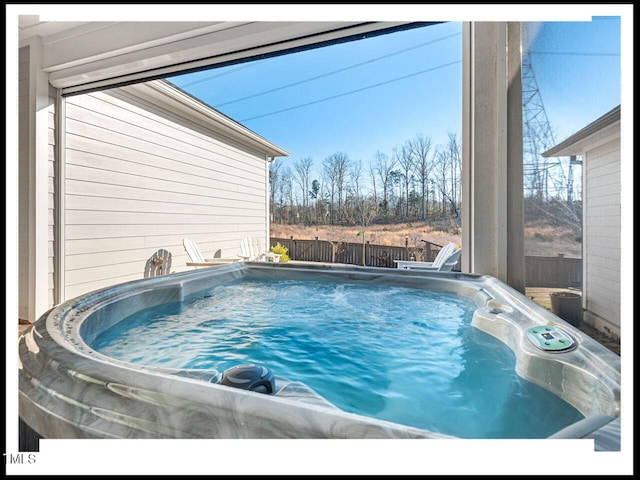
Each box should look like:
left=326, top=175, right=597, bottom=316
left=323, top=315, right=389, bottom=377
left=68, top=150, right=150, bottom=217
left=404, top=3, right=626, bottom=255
left=167, top=17, right=621, bottom=186
left=169, top=22, right=463, bottom=181
left=523, top=17, right=621, bottom=142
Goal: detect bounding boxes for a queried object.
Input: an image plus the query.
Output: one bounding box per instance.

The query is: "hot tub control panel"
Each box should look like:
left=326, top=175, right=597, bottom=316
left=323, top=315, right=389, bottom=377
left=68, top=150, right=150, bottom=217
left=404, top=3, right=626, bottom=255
left=526, top=325, right=576, bottom=352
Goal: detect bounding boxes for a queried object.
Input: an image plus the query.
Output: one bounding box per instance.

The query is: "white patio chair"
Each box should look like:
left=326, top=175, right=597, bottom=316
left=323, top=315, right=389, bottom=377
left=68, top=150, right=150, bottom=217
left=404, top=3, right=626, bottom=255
left=405, top=248, right=461, bottom=272
left=394, top=242, right=456, bottom=270
left=183, top=238, right=241, bottom=267
left=395, top=248, right=462, bottom=272
left=239, top=236, right=281, bottom=262
left=437, top=248, right=462, bottom=272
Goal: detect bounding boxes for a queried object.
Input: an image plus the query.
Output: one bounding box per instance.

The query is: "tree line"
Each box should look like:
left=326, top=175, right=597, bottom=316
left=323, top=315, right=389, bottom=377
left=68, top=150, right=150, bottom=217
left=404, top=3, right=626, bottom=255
left=269, top=132, right=463, bottom=228
left=270, top=128, right=583, bottom=239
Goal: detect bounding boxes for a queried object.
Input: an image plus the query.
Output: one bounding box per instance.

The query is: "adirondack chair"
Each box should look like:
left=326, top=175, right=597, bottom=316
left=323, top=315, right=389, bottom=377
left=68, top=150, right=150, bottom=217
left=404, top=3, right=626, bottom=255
left=183, top=238, right=241, bottom=267
left=438, top=248, right=462, bottom=272
left=239, top=236, right=281, bottom=262
left=394, top=242, right=456, bottom=270
left=395, top=247, right=462, bottom=272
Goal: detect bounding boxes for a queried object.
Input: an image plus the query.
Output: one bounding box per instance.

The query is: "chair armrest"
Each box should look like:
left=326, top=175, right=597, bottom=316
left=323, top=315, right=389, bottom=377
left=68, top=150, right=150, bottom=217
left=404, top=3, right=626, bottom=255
left=395, top=260, right=435, bottom=269
left=203, top=257, right=241, bottom=263
left=186, top=261, right=226, bottom=267
left=254, top=252, right=281, bottom=262
left=266, top=253, right=281, bottom=262
left=403, top=265, right=439, bottom=271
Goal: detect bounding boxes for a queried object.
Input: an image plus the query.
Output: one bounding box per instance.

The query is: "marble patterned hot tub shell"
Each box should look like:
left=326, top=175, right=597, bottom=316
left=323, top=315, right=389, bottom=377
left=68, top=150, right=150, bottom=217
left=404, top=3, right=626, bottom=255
left=18, top=262, right=621, bottom=450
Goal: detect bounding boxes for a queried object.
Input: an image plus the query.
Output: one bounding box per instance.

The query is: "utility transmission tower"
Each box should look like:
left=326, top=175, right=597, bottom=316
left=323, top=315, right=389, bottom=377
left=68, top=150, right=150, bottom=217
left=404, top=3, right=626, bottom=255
left=521, top=53, right=580, bottom=224
left=522, top=53, right=556, bottom=201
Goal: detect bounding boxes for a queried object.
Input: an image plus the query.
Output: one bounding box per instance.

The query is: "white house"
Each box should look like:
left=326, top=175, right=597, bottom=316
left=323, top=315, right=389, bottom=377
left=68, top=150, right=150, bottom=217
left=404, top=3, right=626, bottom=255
left=64, top=80, right=288, bottom=301
left=16, top=17, right=527, bottom=324
left=18, top=39, right=288, bottom=322
left=18, top=65, right=289, bottom=320
left=543, top=105, right=621, bottom=340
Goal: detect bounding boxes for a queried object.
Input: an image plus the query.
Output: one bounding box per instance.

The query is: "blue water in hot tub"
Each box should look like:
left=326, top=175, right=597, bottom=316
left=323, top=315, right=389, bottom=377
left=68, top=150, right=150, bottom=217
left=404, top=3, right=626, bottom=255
left=90, top=277, right=584, bottom=438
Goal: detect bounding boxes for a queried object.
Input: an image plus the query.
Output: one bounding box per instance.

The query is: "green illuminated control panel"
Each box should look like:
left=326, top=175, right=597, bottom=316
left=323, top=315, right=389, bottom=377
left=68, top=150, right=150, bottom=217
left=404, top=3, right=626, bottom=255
left=526, top=325, right=576, bottom=352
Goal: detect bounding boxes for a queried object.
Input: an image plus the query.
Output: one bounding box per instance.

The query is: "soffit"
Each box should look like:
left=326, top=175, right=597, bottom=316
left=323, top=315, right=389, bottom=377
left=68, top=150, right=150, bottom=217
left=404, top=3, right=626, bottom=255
left=19, top=18, right=423, bottom=95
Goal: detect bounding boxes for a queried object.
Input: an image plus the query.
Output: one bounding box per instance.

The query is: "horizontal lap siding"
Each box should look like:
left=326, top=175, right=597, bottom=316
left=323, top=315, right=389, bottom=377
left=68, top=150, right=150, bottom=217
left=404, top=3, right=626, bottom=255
left=64, top=89, right=268, bottom=299
left=584, top=140, right=620, bottom=326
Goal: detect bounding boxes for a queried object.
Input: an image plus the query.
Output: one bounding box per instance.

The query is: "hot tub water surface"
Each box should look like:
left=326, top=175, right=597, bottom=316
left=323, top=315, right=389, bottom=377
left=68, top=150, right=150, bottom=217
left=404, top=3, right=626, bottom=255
left=90, top=277, right=584, bottom=439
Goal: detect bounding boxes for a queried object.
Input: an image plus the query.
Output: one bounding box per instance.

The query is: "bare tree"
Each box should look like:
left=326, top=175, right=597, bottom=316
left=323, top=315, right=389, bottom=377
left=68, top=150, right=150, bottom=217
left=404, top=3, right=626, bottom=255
left=349, top=158, right=363, bottom=200
left=408, top=133, right=433, bottom=220
left=445, top=132, right=461, bottom=213
left=318, top=172, right=329, bottom=224
left=397, top=143, right=415, bottom=219
left=342, top=159, right=363, bottom=222
left=322, top=156, right=338, bottom=224
left=270, top=132, right=460, bottom=226
left=293, top=157, right=313, bottom=223
left=269, top=159, right=284, bottom=222
left=432, top=142, right=461, bottom=219
left=433, top=147, right=450, bottom=215
left=335, top=152, right=350, bottom=222
left=278, top=165, right=294, bottom=224
left=323, top=152, right=350, bottom=223
left=309, top=178, right=320, bottom=224
left=368, top=161, right=378, bottom=204
left=389, top=169, right=403, bottom=218
left=372, top=150, right=397, bottom=220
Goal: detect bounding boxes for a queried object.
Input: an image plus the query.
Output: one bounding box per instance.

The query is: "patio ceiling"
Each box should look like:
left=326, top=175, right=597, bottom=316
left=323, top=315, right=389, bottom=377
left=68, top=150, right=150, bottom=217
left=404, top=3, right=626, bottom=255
left=19, top=18, right=428, bottom=95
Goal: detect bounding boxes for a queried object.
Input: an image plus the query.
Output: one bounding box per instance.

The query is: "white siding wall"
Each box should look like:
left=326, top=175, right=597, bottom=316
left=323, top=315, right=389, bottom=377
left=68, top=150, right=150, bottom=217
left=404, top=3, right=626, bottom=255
left=583, top=139, right=620, bottom=337
left=63, top=88, right=268, bottom=299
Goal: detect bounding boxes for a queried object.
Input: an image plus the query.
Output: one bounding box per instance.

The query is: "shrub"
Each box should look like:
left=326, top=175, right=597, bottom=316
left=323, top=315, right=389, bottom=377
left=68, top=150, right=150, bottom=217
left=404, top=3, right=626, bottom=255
left=270, top=242, right=290, bottom=262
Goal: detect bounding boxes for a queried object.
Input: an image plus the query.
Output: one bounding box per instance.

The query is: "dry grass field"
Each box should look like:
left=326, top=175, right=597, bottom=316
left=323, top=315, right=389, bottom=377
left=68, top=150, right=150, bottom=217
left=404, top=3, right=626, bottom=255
left=271, top=220, right=582, bottom=258
left=523, top=220, right=582, bottom=257
left=272, top=221, right=459, bottom=249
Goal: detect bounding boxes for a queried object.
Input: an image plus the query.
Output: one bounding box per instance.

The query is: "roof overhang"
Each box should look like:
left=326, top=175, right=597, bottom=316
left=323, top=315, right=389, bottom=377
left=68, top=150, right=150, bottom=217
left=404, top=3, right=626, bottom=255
left=122, top=79, right=289, bottom=158
left=542, top=105, right=621, bottom=157
left=18, top=17, right=429, bottom=95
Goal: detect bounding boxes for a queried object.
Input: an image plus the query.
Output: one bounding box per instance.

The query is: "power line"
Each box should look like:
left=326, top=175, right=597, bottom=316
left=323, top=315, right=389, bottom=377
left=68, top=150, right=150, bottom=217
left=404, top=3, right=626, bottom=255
left=215, top=31, right=462, bottom=108
left=176, top=59, right=272, bottom=88
left=177, top=46, right=614, bottom=90
left=240, top=60, right=461, bottom=122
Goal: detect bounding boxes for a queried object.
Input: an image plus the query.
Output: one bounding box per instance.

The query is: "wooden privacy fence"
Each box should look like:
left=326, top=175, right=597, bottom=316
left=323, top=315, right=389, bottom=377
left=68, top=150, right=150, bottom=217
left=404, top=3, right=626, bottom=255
left=525, top=254, right=582, bottom=288
left=271, top=238, right=580, bottom=287
left=270, top=237, right=444, bottom=269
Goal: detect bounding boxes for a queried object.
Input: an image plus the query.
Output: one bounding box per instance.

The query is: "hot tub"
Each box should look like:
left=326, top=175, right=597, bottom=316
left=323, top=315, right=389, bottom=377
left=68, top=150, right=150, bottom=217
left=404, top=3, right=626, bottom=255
left=18, top=262, right=620, bottom=450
